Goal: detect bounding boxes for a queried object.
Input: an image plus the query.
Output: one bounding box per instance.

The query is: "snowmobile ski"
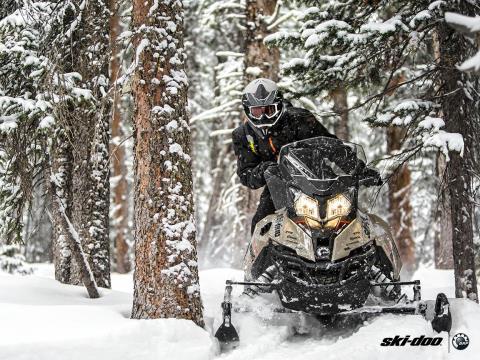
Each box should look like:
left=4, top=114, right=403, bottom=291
left=214, top=283, right=239, bottom=350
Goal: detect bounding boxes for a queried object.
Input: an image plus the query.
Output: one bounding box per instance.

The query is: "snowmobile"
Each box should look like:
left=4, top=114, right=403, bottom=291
left=215, top=136, right=452, bottom=348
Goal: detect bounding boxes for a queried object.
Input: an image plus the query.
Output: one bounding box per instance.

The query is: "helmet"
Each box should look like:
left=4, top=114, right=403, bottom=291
left=242, top=78, right=285, bottom=137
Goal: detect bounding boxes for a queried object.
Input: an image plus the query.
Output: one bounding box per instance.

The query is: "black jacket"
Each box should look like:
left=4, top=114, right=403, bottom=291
left=232, top=106, right=336, bottom=189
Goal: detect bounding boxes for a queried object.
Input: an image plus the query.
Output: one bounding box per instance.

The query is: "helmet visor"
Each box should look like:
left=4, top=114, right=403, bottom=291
left=249, top=103, right=280, bottom=121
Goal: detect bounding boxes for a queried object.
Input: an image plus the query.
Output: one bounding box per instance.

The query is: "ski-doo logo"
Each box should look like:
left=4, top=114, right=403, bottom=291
left=380, top=335, right=443, bottom=347
left=452, top=333, right=469, bottom=350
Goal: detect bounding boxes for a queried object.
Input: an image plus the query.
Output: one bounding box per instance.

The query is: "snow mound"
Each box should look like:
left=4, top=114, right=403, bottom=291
left=0, top=271, right=215, bottom=360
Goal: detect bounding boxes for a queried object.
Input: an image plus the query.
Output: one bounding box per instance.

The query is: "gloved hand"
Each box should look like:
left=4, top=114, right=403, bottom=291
left=362, top=167, right=383, bottom=186
left=261, top=161, right=279, bottom=179
left=361, top=167, right=383, bottom=187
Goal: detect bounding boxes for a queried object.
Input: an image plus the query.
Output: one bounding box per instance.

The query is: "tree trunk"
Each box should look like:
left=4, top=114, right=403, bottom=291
left=387, top=127, right=415, bottom=274
left=437, top=8, right=478, bottom=301
left=131, top=0, right=204, bottom=325
left=50, top=130, right=99, bottom=299
left=244, top=0, right=279, bottom=81
left=431, top=32, right=454, bottom=270
left=434, top=153, right=454, bottom=269
left=51, top=129, right=74, bottom=284
left=240, top=0, right=279, bottom=242
left=330, top=86, right=349, bottom=140
left=109, top=0, right=130, bottom=274
left=53, top=1, right=111, bottom=288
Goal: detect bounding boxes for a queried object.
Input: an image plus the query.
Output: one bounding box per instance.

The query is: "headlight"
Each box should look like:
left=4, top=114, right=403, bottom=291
left=292, top=191, right=321, bottom=229
left=294, top=193, right=319, bottom=220
left=326, top=194, right=351, bottom=219
left=291, top=189, right=351, bottom=230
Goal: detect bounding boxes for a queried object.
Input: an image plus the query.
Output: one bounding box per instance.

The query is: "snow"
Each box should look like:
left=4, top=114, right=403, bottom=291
left=135, top=38, right=150, bottom=66
left=445, top=12, right=480, bottom=72
left=418, top=116, right=445, bottom=131
left=1, top=265, right=480, bottom=359
left=169, top=142, right=184, bottom=154
left=423, top=131, right=464, bottom=159
left=0, top=266, right=215, bottom=360
left=445, top=13, right=480, bottom=33
left=458, top=51, right=480, bottom=72
left=245, top=67, right=263, bottom=77
left=39, top=115, right=55, bottom=129
left=361, top=17, right=408, bottom=34
left=264, top=31, right=300, bottom=44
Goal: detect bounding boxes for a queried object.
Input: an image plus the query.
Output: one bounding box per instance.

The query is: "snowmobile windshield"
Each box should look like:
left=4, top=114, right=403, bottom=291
left=277, top=136, right=366, bottom=195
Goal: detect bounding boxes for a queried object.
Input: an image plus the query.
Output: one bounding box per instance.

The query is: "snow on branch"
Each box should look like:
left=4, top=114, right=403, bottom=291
left=210, top=128, right=235, bottom=137
left=190, top=99, right=241, bottom=123
left=446, top=12, right=480, bottom=72
left=445, top=12, right=480, bottom=34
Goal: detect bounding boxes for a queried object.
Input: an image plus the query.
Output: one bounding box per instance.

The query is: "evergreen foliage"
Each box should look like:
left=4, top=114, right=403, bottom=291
left=266, top=0, right=480, bottom=158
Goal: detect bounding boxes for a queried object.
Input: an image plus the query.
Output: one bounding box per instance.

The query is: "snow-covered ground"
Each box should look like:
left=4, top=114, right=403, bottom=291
left=0, top=264, right=478, bottom=360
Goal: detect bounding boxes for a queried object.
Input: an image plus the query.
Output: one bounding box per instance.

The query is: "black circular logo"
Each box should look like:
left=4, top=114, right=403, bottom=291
left=452, top=333, right=469, bottom=350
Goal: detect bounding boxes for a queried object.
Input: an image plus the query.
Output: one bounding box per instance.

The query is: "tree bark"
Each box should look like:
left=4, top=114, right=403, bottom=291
left=244, top=0, right=279, bottom=82
left=434, top=153, right=454, bottom=269
left=431, top=31, right=454, bottom=270
left=50, top=129, right=74, bottom=284
left=330, top=86, right=349, bottom=140
left=241, top=0, right=279, bottom=242
left=109, top=0, right=131, bottom=274
left=387, top=127, right=415, bottom=274
left=437, top=7, right=479, bottom=301
left=131, top=0, right=204, bottom=325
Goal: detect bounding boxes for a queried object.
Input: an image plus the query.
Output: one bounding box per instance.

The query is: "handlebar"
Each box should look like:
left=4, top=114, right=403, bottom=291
left=358, top=175, right=383, bottom=187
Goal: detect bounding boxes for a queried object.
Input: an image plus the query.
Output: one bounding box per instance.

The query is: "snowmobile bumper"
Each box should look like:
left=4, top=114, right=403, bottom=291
left=275, top=276, right=370, bottom=314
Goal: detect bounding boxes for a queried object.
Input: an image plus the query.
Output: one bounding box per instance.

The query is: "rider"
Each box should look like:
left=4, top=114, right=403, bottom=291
left=232, top=78, right=337, bottom=235
left=232, top=78, right=388, bottom=300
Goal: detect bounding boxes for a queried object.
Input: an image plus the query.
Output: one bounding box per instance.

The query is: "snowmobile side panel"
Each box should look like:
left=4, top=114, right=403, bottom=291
left=331, top=218, right=370, bottom=261
left=367, top=213, right=402, bottom=280
left=248, top=209, right=315, bottom=263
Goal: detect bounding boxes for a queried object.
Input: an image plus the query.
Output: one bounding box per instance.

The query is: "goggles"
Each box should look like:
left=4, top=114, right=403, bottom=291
left=248, top=103, right=281, bottom=121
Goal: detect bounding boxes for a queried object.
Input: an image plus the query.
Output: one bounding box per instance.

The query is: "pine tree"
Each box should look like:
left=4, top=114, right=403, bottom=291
left=131, top=0, right=203, bottom=325
left=1, top=1, right=112, bottom=287
left=439, top=6, right=480, bottom=301
left=0, top=0, right=55, bottom=272
left=47, top=0, right=112, bottom=288
left=50, top=128, right=75, bottom=283
left=0, top=0, right=51, bottom=246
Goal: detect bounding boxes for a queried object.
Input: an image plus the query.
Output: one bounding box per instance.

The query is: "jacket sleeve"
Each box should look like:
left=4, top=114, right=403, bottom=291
left=232, top=127, right=270, bottom=189
left=293, top=108, right=337, bottom=140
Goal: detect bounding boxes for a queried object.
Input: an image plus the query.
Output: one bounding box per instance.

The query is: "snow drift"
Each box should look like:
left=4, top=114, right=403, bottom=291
left=0, top=265, right=479, bottom=360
